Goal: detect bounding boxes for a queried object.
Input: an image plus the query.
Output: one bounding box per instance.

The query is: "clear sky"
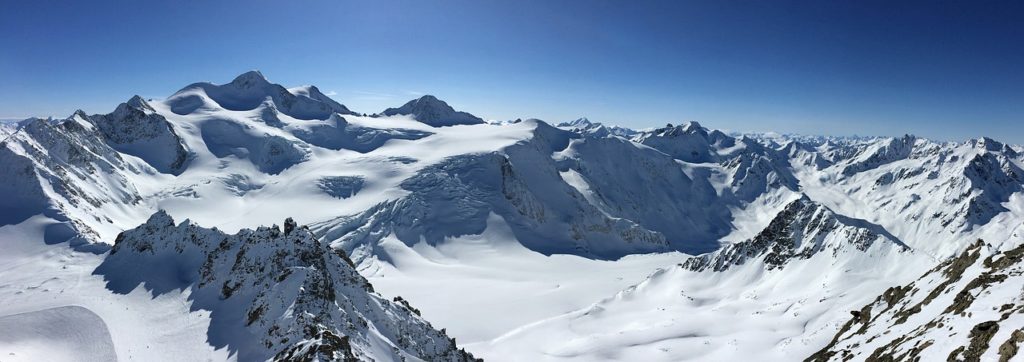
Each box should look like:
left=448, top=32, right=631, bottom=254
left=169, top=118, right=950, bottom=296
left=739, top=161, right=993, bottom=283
left=2, top=1, right=1022, bottom=143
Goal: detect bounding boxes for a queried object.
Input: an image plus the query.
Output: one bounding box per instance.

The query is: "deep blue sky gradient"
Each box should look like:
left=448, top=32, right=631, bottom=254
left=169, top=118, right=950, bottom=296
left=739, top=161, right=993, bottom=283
left=2, top=1, right=1022, bottom=142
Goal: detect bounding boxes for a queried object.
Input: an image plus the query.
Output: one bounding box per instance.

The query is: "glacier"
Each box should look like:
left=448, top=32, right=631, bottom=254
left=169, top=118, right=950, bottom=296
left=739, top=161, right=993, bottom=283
left=2, top=71, right=1023, bottom=361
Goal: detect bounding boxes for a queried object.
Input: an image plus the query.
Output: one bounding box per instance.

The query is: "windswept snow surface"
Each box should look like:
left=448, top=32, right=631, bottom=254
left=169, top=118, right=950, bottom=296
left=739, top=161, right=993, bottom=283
left=359, top=213, right=687, bottom=344
left=0, top=306, right=116, bottom=362
left=0, top=216, right=230, bottom=362
left=4, top=71, right=1024, bottom=361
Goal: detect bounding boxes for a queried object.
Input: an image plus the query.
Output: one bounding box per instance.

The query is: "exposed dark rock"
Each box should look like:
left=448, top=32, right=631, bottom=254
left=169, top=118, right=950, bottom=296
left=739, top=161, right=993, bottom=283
left=998, top=329, right=1024, bottom=362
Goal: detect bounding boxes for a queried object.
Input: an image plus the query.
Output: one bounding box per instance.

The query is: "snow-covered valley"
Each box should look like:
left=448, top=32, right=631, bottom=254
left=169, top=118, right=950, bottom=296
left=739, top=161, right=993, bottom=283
left=2, top=71, right=1023, bottom=361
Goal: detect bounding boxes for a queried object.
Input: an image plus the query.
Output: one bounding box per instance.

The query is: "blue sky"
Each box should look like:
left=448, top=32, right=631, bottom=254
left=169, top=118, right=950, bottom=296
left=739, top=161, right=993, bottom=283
left=2, top=1, right=1022, bottom=142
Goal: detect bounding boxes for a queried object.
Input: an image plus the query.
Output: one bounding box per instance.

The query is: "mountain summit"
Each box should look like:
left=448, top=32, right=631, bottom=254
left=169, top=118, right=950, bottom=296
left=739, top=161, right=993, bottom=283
left=97, top=211, right=477, bottom=361
left=381, top=95, right=484, bottom=126
left=166, top=70, right=358, bottom=119
left=228, top=70, right=271, bottom=88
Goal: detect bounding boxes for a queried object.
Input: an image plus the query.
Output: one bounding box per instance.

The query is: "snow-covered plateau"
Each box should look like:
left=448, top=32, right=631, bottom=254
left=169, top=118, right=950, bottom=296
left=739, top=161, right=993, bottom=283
left=2, top=71, right=1023, bottom=361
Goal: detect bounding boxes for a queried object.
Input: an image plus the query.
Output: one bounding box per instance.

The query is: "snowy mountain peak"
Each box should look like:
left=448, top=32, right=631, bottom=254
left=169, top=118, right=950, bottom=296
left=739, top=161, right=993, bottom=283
left=289, top=84, right=357, bottom=116
left=555, top=117, right=638, bottom=138
left=228, top=70, right=270, bottom=88
left=973, top=136, right=1016, bottom=155
left=98, top=211, right=478, bottom=362
left=417, top=94, right=442, bottom=102
left=560, top=117, right=593, bottom=128
left=167, top=71, right=357, bottom=119
left=66, top=110, right=95, bottom=131
left=653, top=121, right=709, bottom=138
left=93, top=96, right=191, bottom=174
left=838, top=134, right=918, bottom=176
left=124, top=95, right=154, bottom=113
left=683, top=195, right=909, bottom=272
left=144, top=208, right=175, bottom=226
left=381, top=95, right=484, bottom=127
left=301, top=84, right=329, bottom=98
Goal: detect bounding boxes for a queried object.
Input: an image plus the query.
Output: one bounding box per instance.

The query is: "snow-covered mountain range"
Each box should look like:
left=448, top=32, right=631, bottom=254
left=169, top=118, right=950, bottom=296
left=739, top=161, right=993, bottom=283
left=2, top=71, right=1023, bottom=361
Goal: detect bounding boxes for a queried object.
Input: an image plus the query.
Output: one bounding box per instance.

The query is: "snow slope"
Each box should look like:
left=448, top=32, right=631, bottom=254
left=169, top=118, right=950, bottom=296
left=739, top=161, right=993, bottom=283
left=0, top=216, right=231, bottom=362
left=477, top=196, right=930, bottom=361
left=3, top=71, right=1024, bottom=361
left=0, top=306, right=117, bottom=362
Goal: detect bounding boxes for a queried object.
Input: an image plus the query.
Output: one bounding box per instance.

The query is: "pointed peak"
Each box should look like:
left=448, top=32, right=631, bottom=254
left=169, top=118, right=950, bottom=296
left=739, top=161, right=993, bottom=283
left=773, top=195, right=818, bottom=216
left=234, top=70, right=266, bottom=80
left=62, top=109, right=95, bottom=131
left=897, top=134, right=917, bottom=143
left=406, top=95, right=450, bottom=109
left=127, top=95, right=147, bottom=106
left=298, top=85, right=357, bottom=116
left=972, top=136, right=1017, bottom=155
left=284, top=217, right=297, bottom=235
left=302, top=85, right=337, bottom=102
left=229, top=70, right=270, bottom=88
left=145, top=209, right=176, bottom=228
left=655, top=121, right=708, bottom=137
left=382, top=94, right=483, bottom=126
left=305, top=85, right=324, bottom=95
left=556, top=117, right=593, bottom=128
left=975, top=136, right=1004, bottom=150
left=682, top=121, right=703, bottom=132
left=125, top=95, right=155, bottom=112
